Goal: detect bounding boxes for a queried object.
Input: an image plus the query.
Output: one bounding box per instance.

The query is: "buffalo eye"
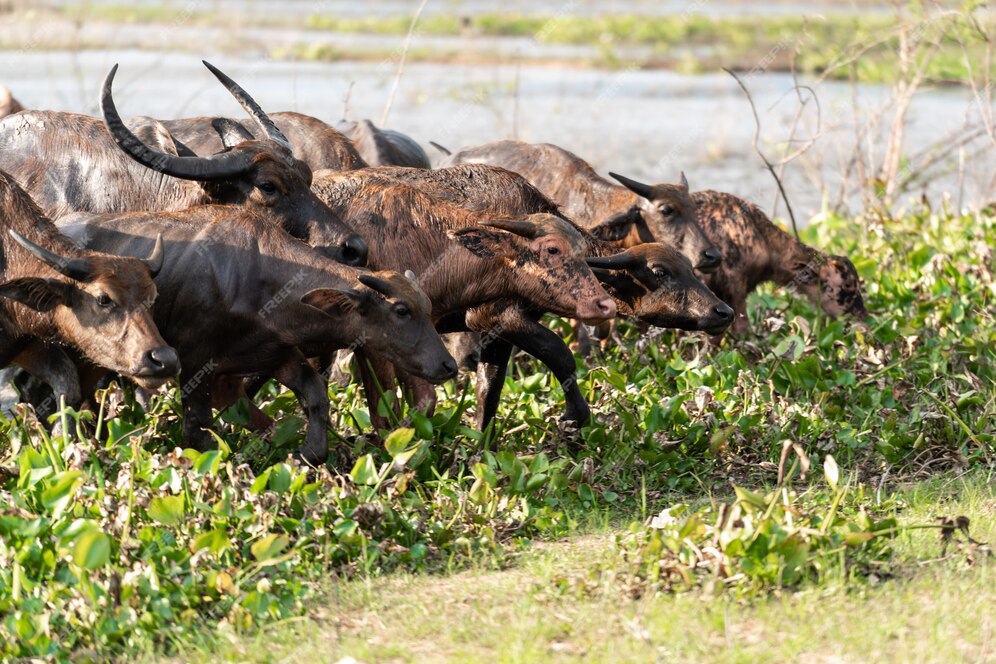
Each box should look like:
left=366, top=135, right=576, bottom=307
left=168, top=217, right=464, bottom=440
left=393, top=303, right=411, bottom=319
left=652, top=268, right=672, bottom=281
left=258, top=181, right=278, bottom=195
left=659, top=204, right=677, bottom=216
left=97, top=293, right=114, bottom=308
left=546, top=246, right=560, bottom=256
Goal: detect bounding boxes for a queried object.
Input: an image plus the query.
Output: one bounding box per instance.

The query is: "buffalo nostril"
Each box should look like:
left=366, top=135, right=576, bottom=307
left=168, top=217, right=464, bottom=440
left=342, top=236, right=369, bottom=267
left=598, top=298, right=617, bottom=317
left=145, top=347, right=179, bottom=375
left=700, top=248, right=722, bottom=268
left=715, top=304, right=734, bottom=320
left=443, top=358, right=458, bottom=375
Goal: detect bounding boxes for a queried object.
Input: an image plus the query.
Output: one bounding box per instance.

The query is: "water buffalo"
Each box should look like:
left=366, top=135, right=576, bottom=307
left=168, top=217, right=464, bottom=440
left=693, top=190, right=868, bottom=334
left=310, top=168, right=735, bottom=430
left=0, top=169, right=177, bottom=407
left=308, top=169, right=617, bottom=429
left=142, top=111, right=368, bottom=172
left=440, top=140, right=722, bottom=272
left=59, top=205, right=455, bottom=463
left=329, top=164, right=733, bottom=427
left=335, top=119, right=431, bottom=168
left=0, top=62, right=368, bottom=266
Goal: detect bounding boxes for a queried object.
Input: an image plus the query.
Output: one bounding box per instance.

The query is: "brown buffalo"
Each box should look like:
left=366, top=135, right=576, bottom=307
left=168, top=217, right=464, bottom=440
left=0, top=169, right=177, bottom=406
left=0, top=62, right=368, bottom=266
left=308, top=168, right=617, bottom=429
left=440, top=140, right=721, bottom=271
left=694, top=190, right=868, bottom=334
left=336, top=119, right=431, bottom=168
left=146, top=110, right=368, bottom=172
left=58, top=204, right=455, bottom=463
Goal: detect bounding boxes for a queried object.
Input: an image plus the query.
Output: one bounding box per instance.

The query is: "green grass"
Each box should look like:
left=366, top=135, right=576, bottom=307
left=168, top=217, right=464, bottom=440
left=0, top=205, right=994, bottom=660
left=166, top=473, right=996, bottom=663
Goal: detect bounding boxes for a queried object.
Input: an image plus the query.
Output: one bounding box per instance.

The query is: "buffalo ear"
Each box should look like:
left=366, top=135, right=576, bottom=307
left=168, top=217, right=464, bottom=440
left=212, top=117, right=255, bottom=149
left=448, top=227, right=515, bottom=260
left=301, top=287, right=370, bottom=316
left=591, top=209, right=639, bottom=243
left=0, top=278, right=68, bottom=312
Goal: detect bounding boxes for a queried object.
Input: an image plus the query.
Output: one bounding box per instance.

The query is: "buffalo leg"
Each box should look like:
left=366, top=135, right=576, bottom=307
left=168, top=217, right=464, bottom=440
left=396, top=369, right=438, bottom=417
left=500, top=319, right=591, bottom=426
left=474, top=338, right=514, bottom=431
left=11, top=343, right=80, bottom=422
left=180, top=365, right=215, bottom=452
left=270, top=353, right=331, bottom=465
left=354, top=350, right=400, bottom=431
left=212, top=375, right=275, bottom=432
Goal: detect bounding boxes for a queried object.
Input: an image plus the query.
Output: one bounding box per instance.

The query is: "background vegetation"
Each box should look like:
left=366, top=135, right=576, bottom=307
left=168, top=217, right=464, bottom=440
left=1, top=205, right=993, bottom=659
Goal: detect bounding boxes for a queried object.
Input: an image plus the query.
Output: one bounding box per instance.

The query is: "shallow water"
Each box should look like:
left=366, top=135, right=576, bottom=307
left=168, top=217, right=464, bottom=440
left=2, top=48, right=992, bottom=218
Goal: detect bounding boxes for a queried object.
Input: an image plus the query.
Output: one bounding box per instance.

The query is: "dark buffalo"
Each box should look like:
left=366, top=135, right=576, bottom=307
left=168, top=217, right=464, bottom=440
left=329, top=164, right=732, bottom=427
left=693, top=190, right=868, bottom=334
left=141, top=110, right=368, bottom=172
left=0, top=62, right=367, bottom=266
left=59, top=205, right=455, bottom=463
left=0, top=169, right=177, bottom=406
left=308, top=168, right=617, bottom=429
left=440, top=140, right=722, bottom=272
left=310, top=168, right=735, bottom=430
left=335, top=119, right=431, bottom=168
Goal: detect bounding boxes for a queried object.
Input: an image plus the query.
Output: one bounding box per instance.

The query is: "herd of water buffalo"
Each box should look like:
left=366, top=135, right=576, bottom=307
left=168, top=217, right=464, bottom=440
left=0, top=62, right=868, bottom=463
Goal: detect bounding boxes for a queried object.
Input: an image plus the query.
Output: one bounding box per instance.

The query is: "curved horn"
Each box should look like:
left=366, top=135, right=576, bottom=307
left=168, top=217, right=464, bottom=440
left=211, top=117, right=255, bottom=149
left=202, top=60, right=291, bottom=151
left=479, top=219, right=540, bottom=239
left=429, top=141, right=451, bottom=156
left=609, top=172, right=653, bottom=200
left=357, top=273, right=395, bottom=299
left=8, top=230, right=95, bottom=282
left=585, top=250, right=643, bottom=271
left=144, top=233, right=165, bottom=276
left=679, top=171, right=689, bottom=191
left=101, top=65, right=253, bottom=181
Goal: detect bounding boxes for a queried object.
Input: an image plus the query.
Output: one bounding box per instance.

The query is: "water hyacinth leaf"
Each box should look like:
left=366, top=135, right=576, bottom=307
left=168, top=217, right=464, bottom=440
left=73, top=531, right=111, bottom=569
left=412, top=411, right=434, bottom=439
left=471, top=462, right=498, bottom=487
left=350, top=454, right=379, bottom=485
left=393, top=444, right=421, bottom=468
left=193, top=450, right=222, bottom=476
left=772, top=334, right=806, bottom=361
left=251, top=533, right=290, bottom=563
left=578, top=483, right=595, bottom=503
left=192, top=529, right=231, bottom=555
left=40, top=470, right=84, bottom=517
left=251, top=468, right=272, bottom=494
left=384, top=428, right=415, bottom=457
left=333, top=519, right=358, bottom=537
left=269, top=464, right=292, bottom=493
left=148, top=495, right=186, bottom=525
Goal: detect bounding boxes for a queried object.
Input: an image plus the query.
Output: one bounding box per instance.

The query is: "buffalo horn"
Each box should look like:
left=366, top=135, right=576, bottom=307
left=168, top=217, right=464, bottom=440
left=102, top=65, right=253, bottom=181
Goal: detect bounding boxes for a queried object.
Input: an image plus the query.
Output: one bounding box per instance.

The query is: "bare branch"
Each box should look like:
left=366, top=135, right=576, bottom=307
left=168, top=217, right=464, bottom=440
left=380, top=0, right=429, bottom=127
left=724, top=67, right=800, bottom=239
